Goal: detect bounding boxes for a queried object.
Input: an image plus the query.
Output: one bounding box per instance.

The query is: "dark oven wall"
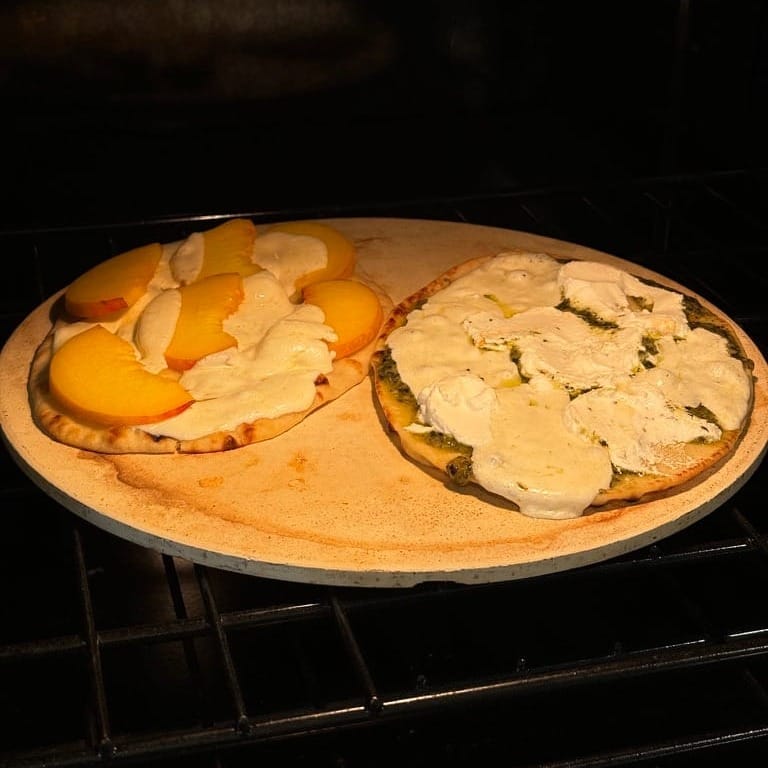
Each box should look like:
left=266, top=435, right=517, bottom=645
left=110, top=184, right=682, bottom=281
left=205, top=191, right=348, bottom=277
left=2, top=0, right=767, bottom=229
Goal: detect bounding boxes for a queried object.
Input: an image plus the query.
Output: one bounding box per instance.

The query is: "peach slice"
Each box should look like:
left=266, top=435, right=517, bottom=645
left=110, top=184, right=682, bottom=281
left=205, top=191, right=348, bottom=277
left=165, top=273, right=244, bottom=371
left=302, top=279, right=383, bottom=359
left=197, top=218, right=260, bottom=281
left=49, top=325, right=193, bottom=426
left=65, top=242, right=163, bottom=320
left=267, top=221, right=356, bottom=289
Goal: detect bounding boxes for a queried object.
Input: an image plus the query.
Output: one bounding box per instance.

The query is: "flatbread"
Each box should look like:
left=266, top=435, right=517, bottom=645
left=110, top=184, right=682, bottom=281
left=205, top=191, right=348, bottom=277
left=27, top=225, right=392, bottom=455
left=29, top=302, right=387, bottom=454
left=371, top=251, right=755, bottom=517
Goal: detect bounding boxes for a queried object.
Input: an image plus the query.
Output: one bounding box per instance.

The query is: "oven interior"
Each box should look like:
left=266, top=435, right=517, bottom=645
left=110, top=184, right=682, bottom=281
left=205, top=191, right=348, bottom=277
left=2, top=2, right=768, bottom=766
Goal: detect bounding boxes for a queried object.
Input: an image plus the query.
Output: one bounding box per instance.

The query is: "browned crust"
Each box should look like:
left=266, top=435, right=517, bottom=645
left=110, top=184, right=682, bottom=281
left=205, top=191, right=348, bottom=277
left=29, top=279, right=392, bottom=455
left=371, top=250, right=755, bottom=513
left=591, top=428, right=745, bottom=507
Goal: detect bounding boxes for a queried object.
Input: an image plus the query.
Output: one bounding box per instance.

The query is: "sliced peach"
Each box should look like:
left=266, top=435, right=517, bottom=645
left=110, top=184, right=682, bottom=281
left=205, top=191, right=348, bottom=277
left=49, top=325, right=193, bottom=426
left=266, top=221, right=356, bottom=289
left=302, top=279, right=383, bottom=359
left=164, top=273, right=244, bottom=371
left=197, top=218, right=260, bottom=281
left=65, top=242, right=163, bottom=320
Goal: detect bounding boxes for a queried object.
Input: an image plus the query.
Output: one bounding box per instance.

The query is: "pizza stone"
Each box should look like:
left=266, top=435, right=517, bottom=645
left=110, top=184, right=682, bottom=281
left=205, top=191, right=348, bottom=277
left=1, top=218, right=766, bottom=587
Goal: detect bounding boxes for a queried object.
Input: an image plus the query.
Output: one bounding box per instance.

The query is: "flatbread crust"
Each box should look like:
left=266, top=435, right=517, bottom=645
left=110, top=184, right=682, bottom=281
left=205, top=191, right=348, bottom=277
left=29, top=279, right=392, bottom=454
left=371, top=252, right=754, bottom=512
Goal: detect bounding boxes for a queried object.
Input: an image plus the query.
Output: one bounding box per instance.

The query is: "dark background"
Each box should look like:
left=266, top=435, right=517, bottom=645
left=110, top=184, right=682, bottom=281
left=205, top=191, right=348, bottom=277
left=2, top=0, right=767, bottom=229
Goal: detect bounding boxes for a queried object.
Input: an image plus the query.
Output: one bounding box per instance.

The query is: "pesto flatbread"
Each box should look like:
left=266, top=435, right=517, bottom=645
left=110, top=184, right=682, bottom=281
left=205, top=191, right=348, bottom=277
left=371, top=250, right=755, bottom=519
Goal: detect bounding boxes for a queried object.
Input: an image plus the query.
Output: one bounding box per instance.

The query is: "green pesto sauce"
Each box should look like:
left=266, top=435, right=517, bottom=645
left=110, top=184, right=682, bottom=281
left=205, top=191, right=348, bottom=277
left=608, top=465, right=641, bottom=486
left=639, top=335, right=658, bottom=369
left=556, top=299, right=619, bottom=329
left=375, top=348, right=418, bottom=406
left=685, top=403, right=723, bottom=437
left=425, top=431, right=472, bottom=455
left=376, top=347, right=472, bottom=470
left=507, top=343, right=531, bottom=383
left=446, top=455, right=474, bottom=486
left=556, top=275, right=749, bottom=372
left=686, top=403, right=719, bottom=423
left=627, top=294, right=654, bottom=312
left=682, top=295, right=748, bottom=362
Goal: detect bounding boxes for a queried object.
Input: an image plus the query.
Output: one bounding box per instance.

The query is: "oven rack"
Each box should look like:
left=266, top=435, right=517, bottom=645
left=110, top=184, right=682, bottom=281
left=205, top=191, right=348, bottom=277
left=2, top=487, right=768, bottom=767
left=2, top=168, right=768, bottom=767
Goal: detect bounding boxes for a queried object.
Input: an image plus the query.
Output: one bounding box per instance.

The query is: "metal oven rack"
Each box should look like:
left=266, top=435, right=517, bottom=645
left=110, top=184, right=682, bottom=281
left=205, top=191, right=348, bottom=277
left=2, top=168, right=768, bottom=767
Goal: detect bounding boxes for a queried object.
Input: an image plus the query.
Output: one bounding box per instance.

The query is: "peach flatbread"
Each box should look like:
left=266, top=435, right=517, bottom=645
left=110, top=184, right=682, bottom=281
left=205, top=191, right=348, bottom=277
left=29, top=306, right=386, bottom=454
left=27, top=219, right=392, bottom=455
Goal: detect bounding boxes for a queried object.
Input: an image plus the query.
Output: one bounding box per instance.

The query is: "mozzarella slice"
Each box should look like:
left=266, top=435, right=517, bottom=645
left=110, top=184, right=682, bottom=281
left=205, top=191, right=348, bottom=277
left=472, top=382, right=614, bottom=519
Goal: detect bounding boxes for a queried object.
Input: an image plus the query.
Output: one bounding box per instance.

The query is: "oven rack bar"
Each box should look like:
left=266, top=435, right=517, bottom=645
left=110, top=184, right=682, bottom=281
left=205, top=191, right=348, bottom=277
left=1, top=499, right=766, bottom=665
left=2, top=169, right=766, bottom=354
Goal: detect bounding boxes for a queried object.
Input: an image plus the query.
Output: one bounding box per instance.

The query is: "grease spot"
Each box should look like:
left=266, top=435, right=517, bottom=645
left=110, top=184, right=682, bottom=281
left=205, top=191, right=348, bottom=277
left=337, top=410, right=362, bottom=422
left=289, top=452, right=310, bottom=472
left=198, top=476, right=224, bottom=489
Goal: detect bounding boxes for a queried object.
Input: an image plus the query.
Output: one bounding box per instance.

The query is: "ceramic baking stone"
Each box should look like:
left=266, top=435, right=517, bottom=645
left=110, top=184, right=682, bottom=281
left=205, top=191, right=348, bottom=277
left=2, top=218, right=767, bottom=587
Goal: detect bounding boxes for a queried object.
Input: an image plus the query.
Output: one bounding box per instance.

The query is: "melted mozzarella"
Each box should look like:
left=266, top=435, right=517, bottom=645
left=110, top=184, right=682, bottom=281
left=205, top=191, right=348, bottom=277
left=465, top=306, right=644, bottom=391
left=223, top=270, right=295, bottom=350
left=252, top=231, right=327, bottom=296
left=386, top=251, right=560, bottom=395
left=134, top=288, right=182, bottom=373
left=558, top=260, right=689, bottom=336
left=142, top=303, right=336, bottom=439
left=388, top=312, right=519, bottom=397
left=652, top=327, right=752, bottom=430
left=417, top=374, right=496, bottom=446
left=170, top=232, right=204, bottom=284
left=53, top=243, right=179, bottom=353
left=564, top=376, right=722, bottom=474
left=141, top=370, right=322, bottom=438
left=472, top=382, right=614, bottom=519
left=431, top=251, right=562, bottom=317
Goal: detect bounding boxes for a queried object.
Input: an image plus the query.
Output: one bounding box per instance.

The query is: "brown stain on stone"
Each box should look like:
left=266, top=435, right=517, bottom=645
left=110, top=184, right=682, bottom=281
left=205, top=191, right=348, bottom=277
left=198, top=476, right=224, bottom=489
left=336, top=409, right=362, bottom=422
left=288, top=451, right=311, bottom=473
